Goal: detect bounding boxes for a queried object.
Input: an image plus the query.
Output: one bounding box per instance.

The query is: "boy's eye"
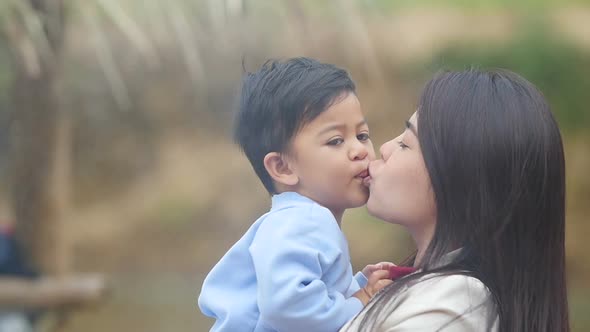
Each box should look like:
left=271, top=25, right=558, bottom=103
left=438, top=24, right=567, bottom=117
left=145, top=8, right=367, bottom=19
left=398, top=141, right=409, bottom=149
left=357, top=133, right=370, bottom=141
left=327, top=138, right=344, bottom=146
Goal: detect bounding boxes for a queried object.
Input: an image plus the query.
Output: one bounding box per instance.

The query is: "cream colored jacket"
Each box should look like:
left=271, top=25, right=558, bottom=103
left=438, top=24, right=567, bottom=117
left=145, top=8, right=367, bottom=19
left=341, top=272, right=499, bottom=331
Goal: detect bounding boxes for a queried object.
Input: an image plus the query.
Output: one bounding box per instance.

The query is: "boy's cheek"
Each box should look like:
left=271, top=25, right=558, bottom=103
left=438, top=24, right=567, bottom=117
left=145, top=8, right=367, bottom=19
left=368, top=144, right=377, bottom=160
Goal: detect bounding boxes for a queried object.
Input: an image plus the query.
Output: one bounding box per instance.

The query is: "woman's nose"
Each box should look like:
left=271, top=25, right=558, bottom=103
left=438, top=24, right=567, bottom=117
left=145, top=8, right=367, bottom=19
left=379, top=139, right=395, bottom=160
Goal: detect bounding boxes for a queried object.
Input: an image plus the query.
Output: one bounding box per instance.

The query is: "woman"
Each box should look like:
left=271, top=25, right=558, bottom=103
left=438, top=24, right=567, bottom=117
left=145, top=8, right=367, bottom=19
left=343, top=69, right=569, bottom=331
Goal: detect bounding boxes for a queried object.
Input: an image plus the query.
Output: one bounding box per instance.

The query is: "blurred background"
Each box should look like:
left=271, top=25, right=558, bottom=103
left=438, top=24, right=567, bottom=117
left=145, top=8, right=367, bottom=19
left=0, top=0, right=589, bottom=331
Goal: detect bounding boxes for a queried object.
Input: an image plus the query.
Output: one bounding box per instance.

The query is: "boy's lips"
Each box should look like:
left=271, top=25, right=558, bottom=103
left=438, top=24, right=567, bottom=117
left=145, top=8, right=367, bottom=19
left=356, top=169, right=369, bottom=178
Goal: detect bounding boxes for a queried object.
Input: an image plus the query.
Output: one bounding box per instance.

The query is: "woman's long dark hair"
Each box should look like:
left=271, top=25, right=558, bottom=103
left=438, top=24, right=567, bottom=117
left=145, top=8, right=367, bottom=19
left=349, top=69, right=569, bottom=331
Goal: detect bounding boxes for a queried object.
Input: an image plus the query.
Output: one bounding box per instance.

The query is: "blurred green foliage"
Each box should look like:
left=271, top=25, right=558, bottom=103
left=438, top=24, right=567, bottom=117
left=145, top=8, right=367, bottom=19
left=363, top=0, right=590, bottom=10
left=416, top=22, right=590, bottom=132
left=0, top=45, right=11, bottom=110
left=570, top=289, right=590, bottom=331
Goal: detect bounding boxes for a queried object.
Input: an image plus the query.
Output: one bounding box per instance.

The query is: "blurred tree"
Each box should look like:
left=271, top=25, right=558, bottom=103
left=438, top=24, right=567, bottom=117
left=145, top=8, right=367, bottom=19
left=2, top=0, right=70, bottom=276
left=1, top=0, right=160, bottom=277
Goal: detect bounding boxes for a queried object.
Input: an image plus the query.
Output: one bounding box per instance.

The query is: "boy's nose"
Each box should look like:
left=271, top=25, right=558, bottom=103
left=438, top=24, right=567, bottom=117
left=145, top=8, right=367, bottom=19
left=350, top=142, right=369, bottom=161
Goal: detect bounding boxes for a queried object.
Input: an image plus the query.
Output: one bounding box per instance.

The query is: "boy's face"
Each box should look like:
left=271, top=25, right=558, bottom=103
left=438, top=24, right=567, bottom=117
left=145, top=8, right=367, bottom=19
left=287, top=93, right=375, bottom=220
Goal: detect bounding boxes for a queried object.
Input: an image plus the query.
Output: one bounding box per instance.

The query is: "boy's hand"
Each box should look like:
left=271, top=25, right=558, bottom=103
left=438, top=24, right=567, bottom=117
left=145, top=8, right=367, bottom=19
left=353, top=269, right=392, bottom=306
left=361, top=261, right=396, bottom=278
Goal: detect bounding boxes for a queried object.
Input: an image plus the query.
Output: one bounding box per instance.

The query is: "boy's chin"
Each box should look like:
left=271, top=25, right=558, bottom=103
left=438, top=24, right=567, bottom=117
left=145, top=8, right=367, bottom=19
left=348, top=193, right=369, bottom=208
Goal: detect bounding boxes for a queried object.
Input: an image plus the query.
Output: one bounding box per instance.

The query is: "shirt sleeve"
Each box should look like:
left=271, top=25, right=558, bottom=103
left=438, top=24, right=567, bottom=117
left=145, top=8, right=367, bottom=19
left=250, top=204, right=363, bottom=332
left=354, top=271, right=368, bottom=288
left=380, top=275, right=497, bottom=332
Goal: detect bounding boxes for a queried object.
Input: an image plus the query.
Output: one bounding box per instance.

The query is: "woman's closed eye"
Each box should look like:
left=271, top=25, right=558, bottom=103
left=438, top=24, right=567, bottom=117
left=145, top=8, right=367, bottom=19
left=398, top=141, right=409, bottom=149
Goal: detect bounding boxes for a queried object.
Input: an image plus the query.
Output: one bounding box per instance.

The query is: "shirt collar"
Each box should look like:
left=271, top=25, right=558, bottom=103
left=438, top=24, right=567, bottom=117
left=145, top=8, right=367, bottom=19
left=432, top=247, right=464, bottom=268
left=270, top=191, right=316, bottom=211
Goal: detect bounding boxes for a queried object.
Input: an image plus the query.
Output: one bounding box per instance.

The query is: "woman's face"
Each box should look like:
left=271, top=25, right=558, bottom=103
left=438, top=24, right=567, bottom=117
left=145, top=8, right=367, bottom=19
left=365, top=112, right=436, bottom=230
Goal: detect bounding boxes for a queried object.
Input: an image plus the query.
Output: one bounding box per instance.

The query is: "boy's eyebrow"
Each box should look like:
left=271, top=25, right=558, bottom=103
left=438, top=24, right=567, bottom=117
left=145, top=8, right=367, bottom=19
left=318, top=119, right=368, bottom=136
left=405, top=120, right=418, bottom=136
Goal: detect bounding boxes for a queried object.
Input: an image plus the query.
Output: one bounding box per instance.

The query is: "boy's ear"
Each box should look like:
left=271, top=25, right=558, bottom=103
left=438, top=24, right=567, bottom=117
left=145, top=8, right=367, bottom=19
left=263, top=152, right=299, bottom=187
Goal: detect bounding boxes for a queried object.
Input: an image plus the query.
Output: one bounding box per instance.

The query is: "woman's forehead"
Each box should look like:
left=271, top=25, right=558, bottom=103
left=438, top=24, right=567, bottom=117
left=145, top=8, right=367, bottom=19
left=409, top=112, right=418, bottom=128
left=404, top=112, right=418, bottom=138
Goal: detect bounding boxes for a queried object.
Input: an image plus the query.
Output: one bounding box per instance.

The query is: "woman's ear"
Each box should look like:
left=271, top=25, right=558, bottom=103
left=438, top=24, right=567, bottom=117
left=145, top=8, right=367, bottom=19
left=263, top=152, right=299, bottom=187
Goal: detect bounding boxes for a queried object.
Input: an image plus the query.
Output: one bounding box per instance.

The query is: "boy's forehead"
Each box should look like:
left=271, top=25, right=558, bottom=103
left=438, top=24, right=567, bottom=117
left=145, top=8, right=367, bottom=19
left=302, top=115, right=367, bottom=136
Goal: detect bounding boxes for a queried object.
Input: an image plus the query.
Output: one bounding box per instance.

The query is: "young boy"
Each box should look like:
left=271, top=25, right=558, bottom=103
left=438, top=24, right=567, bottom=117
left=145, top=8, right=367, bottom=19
left=198, top=57, right=393, bottom=332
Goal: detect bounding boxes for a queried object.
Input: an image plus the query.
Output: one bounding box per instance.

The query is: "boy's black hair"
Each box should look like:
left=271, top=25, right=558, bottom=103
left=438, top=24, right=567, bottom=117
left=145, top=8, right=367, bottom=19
left=234, top=57, right=356, bottom=194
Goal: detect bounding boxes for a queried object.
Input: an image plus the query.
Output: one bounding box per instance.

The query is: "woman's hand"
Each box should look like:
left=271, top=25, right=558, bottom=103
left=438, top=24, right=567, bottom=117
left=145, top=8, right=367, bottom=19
left=361, top=261, right=396, bottom=278
left=353, top=269, right=393, bottom=306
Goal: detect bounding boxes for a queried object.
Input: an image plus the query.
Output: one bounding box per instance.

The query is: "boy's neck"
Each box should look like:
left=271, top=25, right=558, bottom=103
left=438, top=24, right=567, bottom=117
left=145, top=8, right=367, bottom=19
left=331, top=209, right=344, bottom=226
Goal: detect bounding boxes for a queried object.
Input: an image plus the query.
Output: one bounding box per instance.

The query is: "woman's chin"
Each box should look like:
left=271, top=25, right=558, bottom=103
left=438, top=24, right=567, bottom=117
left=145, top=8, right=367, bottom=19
left=365, top=199, right=382, bottom=219
left=366, top=199, right=397, bottom=223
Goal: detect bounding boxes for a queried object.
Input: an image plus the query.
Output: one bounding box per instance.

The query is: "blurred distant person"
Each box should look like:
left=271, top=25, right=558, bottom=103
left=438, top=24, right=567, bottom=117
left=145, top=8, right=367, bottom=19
left=0, top=224, right=37, bottom=332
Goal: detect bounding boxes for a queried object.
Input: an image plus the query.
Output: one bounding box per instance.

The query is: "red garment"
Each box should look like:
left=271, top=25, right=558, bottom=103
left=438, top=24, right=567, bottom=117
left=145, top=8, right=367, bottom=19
left=389, top=266, right=417, bottom=280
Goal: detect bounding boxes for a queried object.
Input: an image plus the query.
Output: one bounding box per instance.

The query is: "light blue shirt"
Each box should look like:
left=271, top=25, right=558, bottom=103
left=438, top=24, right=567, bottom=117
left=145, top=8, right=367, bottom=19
left=198, top=192, right=367, bottom=332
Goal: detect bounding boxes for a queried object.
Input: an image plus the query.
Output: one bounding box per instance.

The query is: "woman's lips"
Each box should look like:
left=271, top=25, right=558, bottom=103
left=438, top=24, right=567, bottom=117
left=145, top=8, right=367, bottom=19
left=362, top=175, right=372, bottom=187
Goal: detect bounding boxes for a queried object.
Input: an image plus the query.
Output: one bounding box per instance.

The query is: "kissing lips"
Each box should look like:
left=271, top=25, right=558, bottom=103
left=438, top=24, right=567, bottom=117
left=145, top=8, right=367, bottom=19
left=355, top=169, right=371, bottom=187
